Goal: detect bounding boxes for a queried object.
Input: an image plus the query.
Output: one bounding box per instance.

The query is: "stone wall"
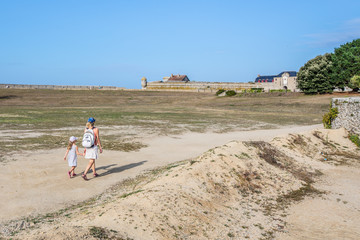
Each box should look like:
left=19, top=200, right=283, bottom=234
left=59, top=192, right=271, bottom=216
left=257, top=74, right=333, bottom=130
left=144, top=81, right=288, bottom=92
left=332, top=97, right=360, bottom=134
left=0, top=84, right=124, bottom=91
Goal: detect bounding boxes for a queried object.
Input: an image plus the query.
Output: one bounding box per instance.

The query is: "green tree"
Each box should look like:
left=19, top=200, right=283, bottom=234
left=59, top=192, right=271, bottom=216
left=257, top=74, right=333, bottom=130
left=331, top=38, right=360, bottom=89
left=297, top=53, right=334, bottom=94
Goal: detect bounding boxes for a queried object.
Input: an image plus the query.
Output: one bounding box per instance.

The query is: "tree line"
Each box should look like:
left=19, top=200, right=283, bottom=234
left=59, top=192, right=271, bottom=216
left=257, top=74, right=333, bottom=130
left=297, top=38, right=360, bottom=94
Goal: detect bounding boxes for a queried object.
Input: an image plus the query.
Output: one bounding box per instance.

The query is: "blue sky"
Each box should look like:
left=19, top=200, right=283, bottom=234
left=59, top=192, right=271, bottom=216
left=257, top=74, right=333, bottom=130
left=1, top=0, right=360, bottom=89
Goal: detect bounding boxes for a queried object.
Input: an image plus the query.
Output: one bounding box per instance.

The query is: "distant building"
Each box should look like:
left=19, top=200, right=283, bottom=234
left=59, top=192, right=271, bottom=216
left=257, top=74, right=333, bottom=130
left=255, top=71, right=297, bottom=91
left=141, top=71, right=299, bottom=92
left=167, top=74, right=190, bottom=82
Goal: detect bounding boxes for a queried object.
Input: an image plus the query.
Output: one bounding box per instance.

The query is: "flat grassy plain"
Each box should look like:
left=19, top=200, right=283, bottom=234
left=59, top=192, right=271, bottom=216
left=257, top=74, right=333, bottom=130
left=0, top=88, right=356, bottom=158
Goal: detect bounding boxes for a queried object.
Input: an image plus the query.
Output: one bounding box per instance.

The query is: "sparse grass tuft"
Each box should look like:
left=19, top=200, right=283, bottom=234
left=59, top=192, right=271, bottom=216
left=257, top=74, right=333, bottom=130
left=89, top=226, right=109, bottom=239
left=276, top=183, right=323, bottom=205
left=349, top=134, right=360, bottom=147
left=119, top=190, right=144, bottom=199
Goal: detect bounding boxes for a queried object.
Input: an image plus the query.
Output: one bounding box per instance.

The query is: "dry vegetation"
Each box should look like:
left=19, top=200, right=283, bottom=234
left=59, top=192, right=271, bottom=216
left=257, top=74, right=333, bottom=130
left=1, top=88, right=354, bottom=158
left=1, top=89, right=360, bottom=239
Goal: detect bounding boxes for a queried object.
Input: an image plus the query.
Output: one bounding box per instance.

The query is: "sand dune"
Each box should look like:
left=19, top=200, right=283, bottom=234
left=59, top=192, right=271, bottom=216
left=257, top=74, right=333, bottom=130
left=1, top=126, right=360, bottom=239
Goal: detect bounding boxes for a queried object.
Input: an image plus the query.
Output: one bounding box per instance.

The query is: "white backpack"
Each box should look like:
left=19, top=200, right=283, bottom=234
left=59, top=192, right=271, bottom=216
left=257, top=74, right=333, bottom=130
left=82, top=129, right=95, bottom=148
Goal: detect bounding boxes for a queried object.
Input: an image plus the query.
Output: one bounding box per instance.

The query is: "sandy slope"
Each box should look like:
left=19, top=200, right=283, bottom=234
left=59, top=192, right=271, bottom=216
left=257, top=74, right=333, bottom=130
left=1, top=125, right=360, bottom=240
left=277, top=166, right=360, bottom=240
left=0, top=125, right=320, bottom=223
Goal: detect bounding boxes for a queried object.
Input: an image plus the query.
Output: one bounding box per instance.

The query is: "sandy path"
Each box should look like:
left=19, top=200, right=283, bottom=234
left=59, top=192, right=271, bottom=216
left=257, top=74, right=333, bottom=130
left=0, top=124, right=321, bottom=223
left=277, top=165, right=360, bottom=239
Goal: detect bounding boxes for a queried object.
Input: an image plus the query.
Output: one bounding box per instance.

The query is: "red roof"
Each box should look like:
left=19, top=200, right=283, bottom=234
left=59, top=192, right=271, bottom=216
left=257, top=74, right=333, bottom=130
left=168, top=74, right=189, bottom=81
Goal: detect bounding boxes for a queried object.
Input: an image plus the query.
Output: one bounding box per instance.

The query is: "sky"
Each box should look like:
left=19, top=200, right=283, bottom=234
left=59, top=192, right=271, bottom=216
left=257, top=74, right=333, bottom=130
left=1, top=0, right=360, bottom=89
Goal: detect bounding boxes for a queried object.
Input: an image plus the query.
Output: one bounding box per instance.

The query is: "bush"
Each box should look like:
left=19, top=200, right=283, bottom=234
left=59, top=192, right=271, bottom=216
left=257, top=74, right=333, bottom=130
left=216, top=89, right=226, bottom=96
left=225, top=90, right=236, bottom=96
left=250, top=88, right=263, bottom=93
left=270, top=89, right=286, bottom=93
left=297, top=53, right=334, bottom=94
left=349, top=134, right=360, bottom=147
left=349, top=75, right=360, bottom=91
left=322, top=107, right=338, bottom=129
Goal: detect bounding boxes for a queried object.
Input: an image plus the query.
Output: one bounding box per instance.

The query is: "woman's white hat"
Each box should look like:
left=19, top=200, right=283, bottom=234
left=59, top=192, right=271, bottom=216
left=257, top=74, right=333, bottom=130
left=69, top=136, right=78, bottom=142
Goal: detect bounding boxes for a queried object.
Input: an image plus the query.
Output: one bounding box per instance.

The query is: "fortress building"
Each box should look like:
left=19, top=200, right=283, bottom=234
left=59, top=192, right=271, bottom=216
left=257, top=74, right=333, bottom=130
left=166, top=74, right=190, bottom=82
left=255, top=71, right=297, bottom=91
left=141, top=71, right=298, bottom=92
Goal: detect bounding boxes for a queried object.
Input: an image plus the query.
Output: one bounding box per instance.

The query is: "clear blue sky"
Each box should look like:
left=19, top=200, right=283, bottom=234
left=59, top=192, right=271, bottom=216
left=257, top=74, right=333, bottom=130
left=1, top=0, right=360, bottom=89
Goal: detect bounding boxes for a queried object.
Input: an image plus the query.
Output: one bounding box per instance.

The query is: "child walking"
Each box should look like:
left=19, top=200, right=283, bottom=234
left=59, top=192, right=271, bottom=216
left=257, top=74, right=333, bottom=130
left=64, top=136, right=84, bottom=178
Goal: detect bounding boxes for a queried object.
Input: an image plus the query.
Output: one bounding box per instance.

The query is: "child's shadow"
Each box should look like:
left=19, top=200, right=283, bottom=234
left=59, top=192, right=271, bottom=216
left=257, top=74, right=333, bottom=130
left=96, top=161, right=148, bottom=177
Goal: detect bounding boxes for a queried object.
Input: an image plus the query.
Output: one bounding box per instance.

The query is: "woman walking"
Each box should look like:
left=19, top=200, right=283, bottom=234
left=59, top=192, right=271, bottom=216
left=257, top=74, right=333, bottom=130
left=82, top=117, right=103, bottom=180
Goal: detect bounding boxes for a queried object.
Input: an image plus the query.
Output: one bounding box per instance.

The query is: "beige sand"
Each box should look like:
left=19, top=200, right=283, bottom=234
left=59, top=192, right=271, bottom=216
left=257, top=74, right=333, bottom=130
left=277, top=166, right=360, bottom=240
left=0, top=124, right=320, bottom=223
left=1, top=125, right=360, bottom=240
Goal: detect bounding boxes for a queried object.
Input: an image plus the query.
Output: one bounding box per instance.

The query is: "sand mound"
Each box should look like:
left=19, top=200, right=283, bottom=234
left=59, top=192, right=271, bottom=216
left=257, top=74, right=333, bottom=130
left=2, top=128, right=359, bottom=240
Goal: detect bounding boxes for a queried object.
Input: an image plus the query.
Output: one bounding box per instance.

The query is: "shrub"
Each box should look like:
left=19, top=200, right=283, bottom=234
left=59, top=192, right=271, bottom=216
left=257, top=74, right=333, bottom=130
left=322, top=107, right=338, bottom=129
left=349, top=134, right=360, bottom=147
left=216, top=89, right=226, bottom=96
left=250, top=88, right=263, bottom=93
left=349, top=75, right=360, bottom=91
left=225, top=90, right=236, bottom=96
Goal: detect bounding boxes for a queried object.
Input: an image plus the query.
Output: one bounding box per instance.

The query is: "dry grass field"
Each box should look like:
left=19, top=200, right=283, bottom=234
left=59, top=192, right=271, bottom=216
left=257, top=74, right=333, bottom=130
left=0, top=88, right=357, bottom=159
left=1, top=89, right=360, bottom=239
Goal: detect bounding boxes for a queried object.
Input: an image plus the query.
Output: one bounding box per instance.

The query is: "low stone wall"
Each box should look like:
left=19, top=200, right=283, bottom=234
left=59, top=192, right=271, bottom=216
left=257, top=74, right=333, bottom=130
left=0, top=84, right=124, bottom=91
left=332, top=97, right=360, bottom=134
left=144, top=81, right=281, bottom=92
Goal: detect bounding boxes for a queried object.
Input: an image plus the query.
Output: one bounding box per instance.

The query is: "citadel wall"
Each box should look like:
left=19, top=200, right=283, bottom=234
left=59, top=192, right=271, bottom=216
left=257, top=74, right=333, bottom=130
left=143, top=81, right=288, bottom=92
left=0, top=84, right=124, bottom=91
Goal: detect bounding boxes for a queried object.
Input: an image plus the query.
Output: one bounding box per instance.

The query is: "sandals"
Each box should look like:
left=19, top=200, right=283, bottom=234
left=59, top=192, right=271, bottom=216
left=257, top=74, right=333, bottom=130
left=81, top=173, right=98, bottom=180
left=81, top=174, right=88, bottom=181
left=68, top=171, right=71, bottom=179
left=72, top=173, right=77, bottom=177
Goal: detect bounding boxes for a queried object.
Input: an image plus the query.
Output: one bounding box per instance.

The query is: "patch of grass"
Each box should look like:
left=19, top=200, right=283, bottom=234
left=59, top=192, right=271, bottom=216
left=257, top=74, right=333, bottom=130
left=290, top=134, right=307, bottom=147
left=349, top=134, right=360, bottom=147
left=190, top=160, right=198, bottom=165
left=103, top=140, right=148, bottom=152
left=119, top=190, right=144, bottom=199
left=264, top=183, right=324, bottom=216
left=247, top=141, right=316, bottom=183
left=313, top=131, right=323, bottom=139
left=227, top=232, right=235, bottom=237
left=276, top=183, right=323, bottom=206
left=89, top=226, right=109, bottom=239
left=235, top=152, right=251, bottom=159
left=247, top=141, right=283, bottom=167
left=216, top=89, right=226, bottom=96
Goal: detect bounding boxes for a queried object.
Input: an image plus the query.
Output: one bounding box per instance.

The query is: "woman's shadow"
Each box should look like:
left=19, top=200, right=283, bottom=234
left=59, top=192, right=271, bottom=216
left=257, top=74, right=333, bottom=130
left=91, top=160, right=148, bottom=177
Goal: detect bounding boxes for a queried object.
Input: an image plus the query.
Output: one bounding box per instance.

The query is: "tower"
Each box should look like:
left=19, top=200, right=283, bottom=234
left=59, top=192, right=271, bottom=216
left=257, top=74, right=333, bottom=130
left=141, top=77, right=147, bottom=89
